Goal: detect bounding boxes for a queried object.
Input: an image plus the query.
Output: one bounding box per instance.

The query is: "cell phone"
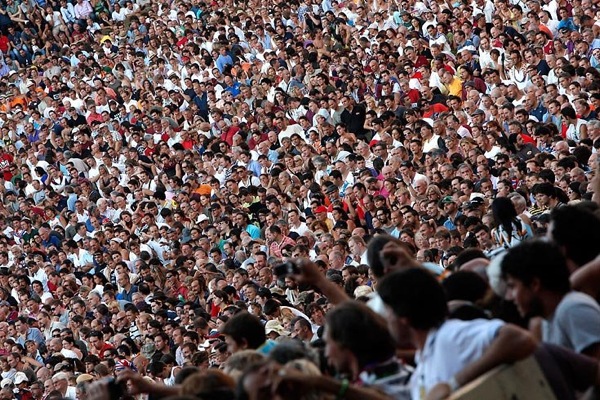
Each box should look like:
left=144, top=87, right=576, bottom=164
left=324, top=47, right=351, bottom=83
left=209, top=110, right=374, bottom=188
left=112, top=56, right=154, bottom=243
left=273, top=261, right=300, bottom=278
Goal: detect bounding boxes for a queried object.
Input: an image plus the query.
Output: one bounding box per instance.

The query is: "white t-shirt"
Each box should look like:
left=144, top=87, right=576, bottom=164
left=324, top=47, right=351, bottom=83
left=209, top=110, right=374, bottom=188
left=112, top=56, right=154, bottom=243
left=411, top=319, right=504, bottom=399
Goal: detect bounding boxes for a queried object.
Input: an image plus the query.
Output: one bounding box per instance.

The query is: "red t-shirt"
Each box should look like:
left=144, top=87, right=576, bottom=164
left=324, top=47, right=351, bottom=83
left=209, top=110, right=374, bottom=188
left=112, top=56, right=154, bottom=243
left=0, top=36, right=9, bottom=53
left=0, top=153, right=14, bottom=181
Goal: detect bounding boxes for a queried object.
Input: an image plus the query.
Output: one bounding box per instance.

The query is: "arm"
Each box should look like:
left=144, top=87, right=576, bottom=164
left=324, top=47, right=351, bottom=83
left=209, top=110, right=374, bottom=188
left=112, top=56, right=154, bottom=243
left=291, top=258, right=350, bottom=305
left=571, top=255, right=600, bottom=299
left=454, top=324, right=536, bottom=387
left=580, top=124, right=588, bottom=140
left=277, top=373, right=392, bottom=400
left=22, top=355, right=43, bottom=368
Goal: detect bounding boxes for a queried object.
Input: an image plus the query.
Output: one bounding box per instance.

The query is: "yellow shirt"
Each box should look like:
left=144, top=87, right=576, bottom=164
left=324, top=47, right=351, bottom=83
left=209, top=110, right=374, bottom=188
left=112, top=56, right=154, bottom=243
left=446, top=77, right=463, bottom=97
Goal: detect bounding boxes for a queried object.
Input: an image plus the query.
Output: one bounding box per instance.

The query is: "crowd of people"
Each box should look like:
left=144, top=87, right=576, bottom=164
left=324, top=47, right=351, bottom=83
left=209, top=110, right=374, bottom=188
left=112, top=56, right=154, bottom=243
left=0, top=0, right=599, bottom=398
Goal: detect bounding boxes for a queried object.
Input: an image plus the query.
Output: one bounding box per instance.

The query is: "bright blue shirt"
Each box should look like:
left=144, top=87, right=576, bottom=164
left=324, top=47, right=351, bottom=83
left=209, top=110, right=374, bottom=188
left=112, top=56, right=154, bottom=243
left=216, top=54, right=233, bottom=73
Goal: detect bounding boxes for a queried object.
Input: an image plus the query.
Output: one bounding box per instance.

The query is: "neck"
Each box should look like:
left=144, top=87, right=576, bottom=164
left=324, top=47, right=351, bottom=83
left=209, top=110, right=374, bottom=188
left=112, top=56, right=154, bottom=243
left=541, top=291, right=566, bottom=319
left=413, top=328, right=430, bottom=350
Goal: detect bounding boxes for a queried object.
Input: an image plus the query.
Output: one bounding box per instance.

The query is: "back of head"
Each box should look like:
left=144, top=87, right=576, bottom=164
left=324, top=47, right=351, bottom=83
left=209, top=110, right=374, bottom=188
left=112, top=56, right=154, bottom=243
left=378, top=268, right=448, bottom=330
left=442, top=271, right=490, bottom=303
left=223, top=350, right=264, bottom=381
left=325, top=301, right=396, bottom=369
left=268, top=341, right=312, bottom=366
left=500, top=239, right=570, bottom=294
left=491, top=197, right=519, bottom=232
left=550, top=205, right=600, bottom=267
left=179, top=370, right=235, bottom=399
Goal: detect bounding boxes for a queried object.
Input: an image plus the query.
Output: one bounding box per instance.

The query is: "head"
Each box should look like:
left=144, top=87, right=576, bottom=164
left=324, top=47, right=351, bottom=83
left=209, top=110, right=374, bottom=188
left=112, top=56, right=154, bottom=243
left=378, top=268, right=448, bottom=346
left=220, top=312, right=265, bottom=354
left=324, top=301, right=396, bottom=379
left=501, top=240, right=570, bottom=318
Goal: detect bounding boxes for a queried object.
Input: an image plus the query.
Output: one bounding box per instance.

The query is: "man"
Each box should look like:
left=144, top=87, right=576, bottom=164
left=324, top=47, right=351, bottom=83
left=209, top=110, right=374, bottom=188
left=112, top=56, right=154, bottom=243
left=267, top=225, right=295, bottom=259
left=15, top=316, right=45, bottom=347
left=348, top=235, right=368, bottom=265
left=502, top=240, right=600, bottom=359
left=324, top=301, right=411, bottom=396
left=48, top=338, right=79, bottom=360
left=153, top=332, right=171, bottom=360
left=532, top=182, right=564, bottom=212
left=87, top=330, right=113, bottom=359
left=52, top=372, right=77, bottom=399
left=7, top=352, right=36, bottom=383
left=39, top=311, right=65, bottom=341
left=378, top=267, right=536, bottom=399
left=288, top=209, right=308, bottom=236
left=291, top=316, right=314, bottom=344
left=220, top=311, right=271, bottom=354
left=116, top=273, right=138, bottom=302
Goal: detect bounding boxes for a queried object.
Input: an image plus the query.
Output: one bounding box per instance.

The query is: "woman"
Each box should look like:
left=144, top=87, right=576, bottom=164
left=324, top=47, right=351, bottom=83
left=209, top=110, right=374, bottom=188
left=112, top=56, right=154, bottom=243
left=209, top=290, right=229, bottom=319
left=490, top=197, right=533, bottom=249
left=93, top=273, right=108, bottom=295
left=567, top=181, right=582, bottom=203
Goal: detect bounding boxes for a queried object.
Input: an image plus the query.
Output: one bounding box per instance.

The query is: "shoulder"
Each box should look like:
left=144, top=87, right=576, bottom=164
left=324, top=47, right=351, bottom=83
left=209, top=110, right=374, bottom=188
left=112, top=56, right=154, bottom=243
left=558, top=292, right=600, bottom=312
left=437, top=318, right=504, bottom=346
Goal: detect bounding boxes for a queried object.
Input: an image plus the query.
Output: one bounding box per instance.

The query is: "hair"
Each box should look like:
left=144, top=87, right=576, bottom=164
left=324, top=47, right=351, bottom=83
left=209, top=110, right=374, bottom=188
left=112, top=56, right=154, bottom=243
left=220, top=312, right=266, bottom=350
left=179, top=369, right=235, bottom=399
left=324, top=301, right=396, bottom=368
left=549, top=205, right=600, bottom=267
left=442, top=271, right=489, bottom=303
left=501, top=239, right=570, bottom=294
left=491, top=197, right=522, bottom=237
left=223, top=350, right=264, bottom=381
left=378, top=268, right=448, bottom=330
left=366, top=235, right=413, bottom=278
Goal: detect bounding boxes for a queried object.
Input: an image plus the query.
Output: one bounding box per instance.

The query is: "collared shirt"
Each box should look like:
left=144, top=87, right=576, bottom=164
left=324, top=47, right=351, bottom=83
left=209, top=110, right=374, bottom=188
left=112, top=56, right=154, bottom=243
left=17, top=327, right=45, bottom=347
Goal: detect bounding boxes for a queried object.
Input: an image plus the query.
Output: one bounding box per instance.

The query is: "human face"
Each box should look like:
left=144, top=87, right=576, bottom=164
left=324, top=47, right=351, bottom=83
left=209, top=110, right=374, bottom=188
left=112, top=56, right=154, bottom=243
left=224, top=335, right=241, bottom=353
left=504, top=276, right=540, bottom=318
left=323, top=327, right=352, bottom=374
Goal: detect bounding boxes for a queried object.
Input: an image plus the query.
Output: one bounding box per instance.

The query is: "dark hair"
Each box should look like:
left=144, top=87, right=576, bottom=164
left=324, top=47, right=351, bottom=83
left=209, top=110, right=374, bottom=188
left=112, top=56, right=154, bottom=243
left=501, top=239, right=570, bottom=294
left=366, top=235, right=413, bottom=278
left=550, top=205, right=600, bottom=267
left=324, top=301, right=396, bottom=368
left=220, top=312, right=265, bottom=350
left=268, top=341, right=310, bottom=365
left=442, top=271, right=489, bottom=303
left=378, top=268, right=448, bottom=330
left=491, top=197, right=521, bottom=237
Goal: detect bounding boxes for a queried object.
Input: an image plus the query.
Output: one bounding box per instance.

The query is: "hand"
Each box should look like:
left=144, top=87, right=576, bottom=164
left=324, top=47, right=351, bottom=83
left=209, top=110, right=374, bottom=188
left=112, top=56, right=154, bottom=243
left=425, top=382, right=451, bottom=400
left=379, top=241, right=419, bottom=273
left=289, top=258, right=325, bottom=286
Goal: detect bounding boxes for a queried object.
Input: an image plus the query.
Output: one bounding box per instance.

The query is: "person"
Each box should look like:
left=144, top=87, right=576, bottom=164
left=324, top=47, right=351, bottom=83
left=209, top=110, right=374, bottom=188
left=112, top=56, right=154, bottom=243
left=323, top=301, right=411, bottom=398
left=0, top=0, right=598, bottom=394
left=502, top=240, right=600, bottom=358
left=490, top=197, right=533, bottom=249
left=377, top=267, right=536, bottom=399
left=220, top=312, right=272, bottom=355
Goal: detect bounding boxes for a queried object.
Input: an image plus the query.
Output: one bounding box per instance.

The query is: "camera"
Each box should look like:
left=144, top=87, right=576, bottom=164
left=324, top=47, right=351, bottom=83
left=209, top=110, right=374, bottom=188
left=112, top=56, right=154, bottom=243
left=273, top=261, right=300, bottom=278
